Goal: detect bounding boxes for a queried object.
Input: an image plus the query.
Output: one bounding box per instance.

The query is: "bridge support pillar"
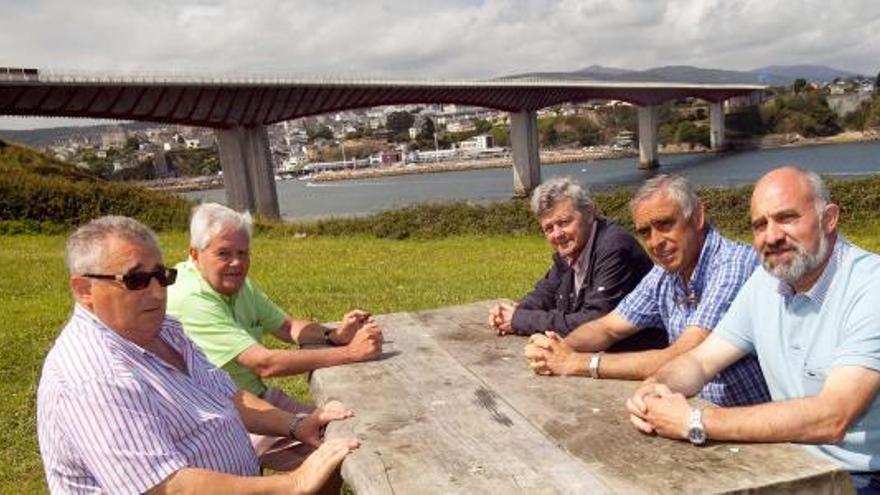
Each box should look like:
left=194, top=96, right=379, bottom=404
left=216, top=125, right=280, bottom=219
left=709, top=101, right=726, bottom=150
left=510, top=110, right=541, bottom=197
left=637, top=105, right=659, bottom=169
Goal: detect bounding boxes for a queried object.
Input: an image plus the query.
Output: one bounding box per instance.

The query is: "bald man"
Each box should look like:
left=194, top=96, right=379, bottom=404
left=627, top=167, right=880, bottom=491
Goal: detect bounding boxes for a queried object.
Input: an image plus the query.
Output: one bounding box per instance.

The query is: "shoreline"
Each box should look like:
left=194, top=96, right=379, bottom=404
left=142, top=130, right=880, bottom=192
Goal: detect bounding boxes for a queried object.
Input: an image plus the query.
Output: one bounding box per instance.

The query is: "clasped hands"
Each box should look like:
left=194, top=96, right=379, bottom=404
left=526, top=333, right=695, bottom=441
left=626, top=381, right=694, bottom=441
left=488, top=302, right=517, bottom=335
left=523, top=331, right=581, bottom=376
left=331, top=309, right=384, bottom=360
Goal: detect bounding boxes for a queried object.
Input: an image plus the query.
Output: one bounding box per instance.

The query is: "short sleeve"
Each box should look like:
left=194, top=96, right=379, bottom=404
left=833, top=284, right=880, bottom=372
left=249, top=281, right=289, bottom=334
left=711, top=271, right=759, bottom=354
left=58, top=376, right=186, bottom=494
left=686, top=248, right=757, bottom=331
left=615, top=266, right=664, bottom=329
left=174, top=291, right=260, bottom=368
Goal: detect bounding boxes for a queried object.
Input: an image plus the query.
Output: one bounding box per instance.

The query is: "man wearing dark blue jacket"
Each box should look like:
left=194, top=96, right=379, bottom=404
left=490, top=177, right=666, bottom=351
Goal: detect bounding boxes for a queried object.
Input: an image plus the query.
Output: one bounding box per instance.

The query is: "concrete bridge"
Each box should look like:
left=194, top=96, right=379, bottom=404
left=0, top=68, right=764, bottom=218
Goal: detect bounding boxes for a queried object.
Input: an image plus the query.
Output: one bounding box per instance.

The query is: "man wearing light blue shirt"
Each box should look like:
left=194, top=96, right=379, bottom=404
left=627, top=167, right=880, bottom=492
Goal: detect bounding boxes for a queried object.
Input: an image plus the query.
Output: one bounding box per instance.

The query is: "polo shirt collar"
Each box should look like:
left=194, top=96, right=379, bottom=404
left=674, top=226, right=718, bottom=301
left=776, top=237, right=847, bottom=305
left=185, top=257, right=239, bottom=305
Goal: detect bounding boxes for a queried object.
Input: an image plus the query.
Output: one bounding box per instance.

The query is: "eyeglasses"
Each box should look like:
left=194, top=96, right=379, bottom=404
left=83, top=266, right=177, bottom=290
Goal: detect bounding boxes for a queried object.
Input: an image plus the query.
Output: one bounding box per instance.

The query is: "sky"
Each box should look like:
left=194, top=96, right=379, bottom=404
left=1, top=0, right=879, bottom=129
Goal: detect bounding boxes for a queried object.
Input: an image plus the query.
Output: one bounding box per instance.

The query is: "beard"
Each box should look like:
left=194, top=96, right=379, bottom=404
left=761, top=234, right=830, bottom=286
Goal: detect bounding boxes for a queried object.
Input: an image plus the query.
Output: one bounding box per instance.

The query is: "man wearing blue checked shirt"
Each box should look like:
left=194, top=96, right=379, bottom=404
left=627, top=167, right=880, bottom=493
left=526, top=174, right=770, bottom=407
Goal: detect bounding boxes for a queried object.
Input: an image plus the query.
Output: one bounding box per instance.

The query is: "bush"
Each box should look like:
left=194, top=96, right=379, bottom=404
left=0, top=140, right=192, bottom=232
left=256, top=175, right=880, bottom=241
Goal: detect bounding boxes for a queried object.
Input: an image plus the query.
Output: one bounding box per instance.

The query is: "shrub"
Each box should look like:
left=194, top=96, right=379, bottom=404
left=0, top=140, right=192, bottom=232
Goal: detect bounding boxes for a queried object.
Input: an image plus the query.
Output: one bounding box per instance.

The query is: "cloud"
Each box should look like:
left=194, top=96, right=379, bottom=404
left=3, top=0, right=877, bottom=129
left=1, top=0, right=877, bottom=79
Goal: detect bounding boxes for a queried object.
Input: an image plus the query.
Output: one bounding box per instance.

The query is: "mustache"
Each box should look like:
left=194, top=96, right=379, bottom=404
left=762, top=240, right=799, bottom=255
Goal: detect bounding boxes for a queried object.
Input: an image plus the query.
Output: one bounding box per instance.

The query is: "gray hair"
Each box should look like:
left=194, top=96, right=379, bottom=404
left=799, top=167, right=831, bottom=215
left=189, top=202, right=253, bottom=250
left=629, top=174, right=700, bottom=220
left=65, top=216, right=160, bottom=275
left=530, top=177, right=594, bottom=217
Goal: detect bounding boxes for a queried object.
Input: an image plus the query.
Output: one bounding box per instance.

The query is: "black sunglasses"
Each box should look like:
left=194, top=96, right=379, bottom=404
left=83, top=266, right=178, bottom=290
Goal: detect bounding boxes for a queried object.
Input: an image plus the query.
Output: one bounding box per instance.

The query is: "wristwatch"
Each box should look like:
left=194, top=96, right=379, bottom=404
left=588, top=351, right=603, bottom=379
left=287, top=412, right=310, bottom=439
left=322, top=327, right=335, bottom=346
left=687, top=407, right=707, bottom=445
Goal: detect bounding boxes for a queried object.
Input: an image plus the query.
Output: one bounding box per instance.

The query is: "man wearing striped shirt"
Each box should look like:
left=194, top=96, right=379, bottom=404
left=37, top=216, right=358, bottom=494
left=525, top=175, right=770, bottom=407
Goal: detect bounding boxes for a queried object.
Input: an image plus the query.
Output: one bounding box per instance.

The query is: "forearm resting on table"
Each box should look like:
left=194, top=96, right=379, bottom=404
left=564, top=312, right=638, bottom=352
left=232, top=390, right=290, bottom=437
left=278, top=319, right=331, bottom=346
left=237, top=344, right=354, bottom=378
left=149, top=467, right=309, bottom=495
left=705, top=366, right=880, bottom=444
left=600, top=327, right=710, bottom=381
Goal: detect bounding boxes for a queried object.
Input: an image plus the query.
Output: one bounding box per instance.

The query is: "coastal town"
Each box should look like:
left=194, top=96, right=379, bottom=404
left=5, top=69, right=877, bottom=191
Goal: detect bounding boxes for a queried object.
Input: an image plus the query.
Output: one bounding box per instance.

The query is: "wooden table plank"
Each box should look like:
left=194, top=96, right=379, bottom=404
left=310, top=300, right=852, bottom=494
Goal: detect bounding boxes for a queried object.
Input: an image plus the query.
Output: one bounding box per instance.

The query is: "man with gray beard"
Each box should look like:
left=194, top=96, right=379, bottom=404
left=626, top=167, right=880, bottom=493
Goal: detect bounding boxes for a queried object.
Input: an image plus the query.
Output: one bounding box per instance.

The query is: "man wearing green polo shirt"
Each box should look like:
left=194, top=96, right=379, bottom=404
left=168, top=202, right=383, bottom=471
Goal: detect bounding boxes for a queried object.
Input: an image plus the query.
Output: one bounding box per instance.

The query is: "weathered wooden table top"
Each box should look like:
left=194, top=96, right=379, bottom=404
left=310, top=300, right=852, bottom=494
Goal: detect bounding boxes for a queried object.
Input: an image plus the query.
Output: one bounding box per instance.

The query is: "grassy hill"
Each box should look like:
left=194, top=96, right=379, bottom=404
left=0, top=138, right=191, bottom=232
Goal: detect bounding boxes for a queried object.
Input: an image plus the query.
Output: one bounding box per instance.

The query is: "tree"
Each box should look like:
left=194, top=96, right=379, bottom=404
left=793, top=78, right=808, bottom=94
left=418, top=117, right=435, bottom=140
left=386, top=111, right=416, bottom=135
left=474, top=119, right=493, bottom=134
left=761, top=93, right=841, bottom=137
left=124, top=136, right=141, bottom=152
left=490, top=125, right=510, bottom=147
left=575, top=121, right=600, bottom=146
left=306, top=124, right=333, bottom=141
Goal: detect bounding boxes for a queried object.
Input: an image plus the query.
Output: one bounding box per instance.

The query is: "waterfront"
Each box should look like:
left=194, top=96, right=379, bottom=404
left=183, top=140, right=880, bottom=220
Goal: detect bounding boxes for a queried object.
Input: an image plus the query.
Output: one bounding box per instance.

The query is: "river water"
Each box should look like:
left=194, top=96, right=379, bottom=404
left=184, top=141, right=880, bottom=220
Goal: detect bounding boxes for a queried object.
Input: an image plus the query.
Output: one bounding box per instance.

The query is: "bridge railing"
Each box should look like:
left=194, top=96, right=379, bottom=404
left=0, top=67, right=39, bottom=82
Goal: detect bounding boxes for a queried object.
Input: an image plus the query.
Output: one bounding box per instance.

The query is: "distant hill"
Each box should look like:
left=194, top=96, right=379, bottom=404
left=500, top=64, right=868, bottom=86
left=0, top=138, right=191, bottom=231
left=0, top=137, right=97, bottom=181
left=749, top=64, right=862, bottom=85
left=0, top=121, right=154, bottom=147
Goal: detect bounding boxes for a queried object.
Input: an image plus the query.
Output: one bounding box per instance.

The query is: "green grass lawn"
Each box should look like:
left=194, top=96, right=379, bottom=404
left=4, top=224, right=880, bottom=493
left=0, top=232, right=548, bottom=493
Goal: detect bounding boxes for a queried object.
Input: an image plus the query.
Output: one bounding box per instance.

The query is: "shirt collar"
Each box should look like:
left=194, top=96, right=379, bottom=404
left=571, top=220, right=598, bottom=272
left=185, top=257, right=238, bottom=304
left=73, top=303, right=183, bottom=358
left=776, top=236, right=847, bottom=305
left=674, top=226, right=717, bottom=300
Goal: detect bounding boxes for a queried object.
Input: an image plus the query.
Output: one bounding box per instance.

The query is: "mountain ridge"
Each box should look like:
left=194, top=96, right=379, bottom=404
left=502, top=63, right=866, bottom=85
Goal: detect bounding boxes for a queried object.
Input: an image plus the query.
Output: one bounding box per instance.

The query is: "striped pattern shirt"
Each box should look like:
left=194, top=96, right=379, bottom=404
left=37, top=305, right=260, bottom=494
left=615, top=227, right=771, bottom=406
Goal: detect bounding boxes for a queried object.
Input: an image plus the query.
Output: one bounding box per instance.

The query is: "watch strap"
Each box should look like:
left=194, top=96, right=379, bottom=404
left=288, top=412, right=309, bottom=439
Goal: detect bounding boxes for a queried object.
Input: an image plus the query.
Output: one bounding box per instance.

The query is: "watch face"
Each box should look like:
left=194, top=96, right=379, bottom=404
left=688, top=426, right=706, bottom=445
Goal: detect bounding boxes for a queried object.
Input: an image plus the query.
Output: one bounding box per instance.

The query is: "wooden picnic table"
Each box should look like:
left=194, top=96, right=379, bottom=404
left=310, top=300, right=852, bottom=494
